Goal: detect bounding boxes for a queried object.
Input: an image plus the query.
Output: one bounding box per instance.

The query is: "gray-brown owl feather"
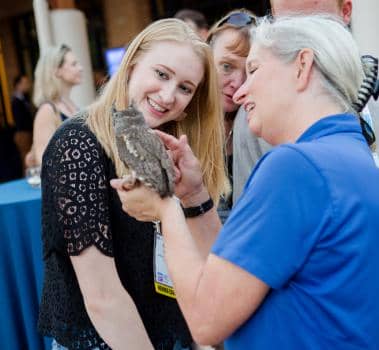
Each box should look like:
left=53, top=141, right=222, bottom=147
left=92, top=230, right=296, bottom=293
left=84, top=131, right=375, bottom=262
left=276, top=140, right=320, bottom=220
left=112, top=103, right=175, bottom=197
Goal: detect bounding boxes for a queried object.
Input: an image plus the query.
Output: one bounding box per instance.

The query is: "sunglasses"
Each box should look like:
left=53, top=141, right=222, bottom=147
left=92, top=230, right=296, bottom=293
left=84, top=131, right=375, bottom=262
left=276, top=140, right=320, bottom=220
left=217, top=12, right=256, bottom=28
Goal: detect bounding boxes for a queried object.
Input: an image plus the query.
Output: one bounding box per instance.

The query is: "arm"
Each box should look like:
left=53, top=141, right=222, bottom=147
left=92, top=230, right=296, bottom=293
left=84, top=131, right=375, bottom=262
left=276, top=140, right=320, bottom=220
left=160, top=198, right=269, bottom=345
left=71, top=247, right=153, bottom=350
left=33, top=103, right=61, bottom=165
left=110, top=183, right=268, bottom=345
left=177, top=185, right=222, bottom=257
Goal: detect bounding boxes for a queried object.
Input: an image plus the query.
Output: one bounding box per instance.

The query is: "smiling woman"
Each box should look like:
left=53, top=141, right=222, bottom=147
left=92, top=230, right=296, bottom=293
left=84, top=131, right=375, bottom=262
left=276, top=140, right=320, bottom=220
left=38, top=18, right=228, bottom=350
left=126, top=41, right=204, bottom=128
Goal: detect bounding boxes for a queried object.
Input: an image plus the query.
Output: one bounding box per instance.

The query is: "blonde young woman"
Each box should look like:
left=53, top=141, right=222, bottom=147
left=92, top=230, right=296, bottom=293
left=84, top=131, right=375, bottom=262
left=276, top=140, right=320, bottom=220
left=26, top=44, right=82, bottom=167
left=38, top=19, right=228, bottom=350
left=207, top=9, right=256, bottom=221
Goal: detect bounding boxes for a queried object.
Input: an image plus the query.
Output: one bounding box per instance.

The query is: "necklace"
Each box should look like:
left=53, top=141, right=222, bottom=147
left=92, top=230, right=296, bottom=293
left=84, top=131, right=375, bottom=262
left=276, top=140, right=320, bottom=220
left=225, top=128, right=233, bottom=146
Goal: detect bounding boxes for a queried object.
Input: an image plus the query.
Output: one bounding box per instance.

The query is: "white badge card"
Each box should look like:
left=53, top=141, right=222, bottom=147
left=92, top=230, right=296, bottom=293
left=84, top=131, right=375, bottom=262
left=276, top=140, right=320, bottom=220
left=153, top=221, right=176, bottom=298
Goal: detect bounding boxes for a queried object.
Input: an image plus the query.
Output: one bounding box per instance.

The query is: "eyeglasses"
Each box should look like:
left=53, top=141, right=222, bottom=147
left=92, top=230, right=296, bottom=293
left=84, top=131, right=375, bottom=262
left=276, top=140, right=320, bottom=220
left=217, top=12, right=256, bottom=28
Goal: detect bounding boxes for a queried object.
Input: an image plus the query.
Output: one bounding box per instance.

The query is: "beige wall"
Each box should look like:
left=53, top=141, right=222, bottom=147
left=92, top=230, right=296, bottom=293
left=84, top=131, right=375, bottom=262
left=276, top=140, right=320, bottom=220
left=103, top=0, right=152, bottom=48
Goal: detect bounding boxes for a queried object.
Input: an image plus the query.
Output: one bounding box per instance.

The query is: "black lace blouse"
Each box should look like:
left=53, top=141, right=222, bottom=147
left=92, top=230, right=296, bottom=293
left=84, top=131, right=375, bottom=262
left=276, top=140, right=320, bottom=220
left=38, top=116, right=192, bottom=349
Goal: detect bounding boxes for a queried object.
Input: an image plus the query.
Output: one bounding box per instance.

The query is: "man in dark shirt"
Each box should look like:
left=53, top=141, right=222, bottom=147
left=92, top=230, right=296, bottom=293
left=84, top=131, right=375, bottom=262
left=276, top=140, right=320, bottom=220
left=11, top=74, right=34, bottom=170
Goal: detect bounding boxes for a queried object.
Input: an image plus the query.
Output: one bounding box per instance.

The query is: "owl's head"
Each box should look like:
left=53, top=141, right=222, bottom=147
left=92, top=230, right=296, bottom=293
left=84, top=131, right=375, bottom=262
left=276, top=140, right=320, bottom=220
left=112, top=102, right=146, bottom=135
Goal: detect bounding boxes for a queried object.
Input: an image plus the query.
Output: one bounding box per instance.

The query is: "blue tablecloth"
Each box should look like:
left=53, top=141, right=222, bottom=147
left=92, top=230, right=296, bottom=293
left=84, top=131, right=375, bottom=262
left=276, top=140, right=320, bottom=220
left=0, top=179, right=50, bottom=349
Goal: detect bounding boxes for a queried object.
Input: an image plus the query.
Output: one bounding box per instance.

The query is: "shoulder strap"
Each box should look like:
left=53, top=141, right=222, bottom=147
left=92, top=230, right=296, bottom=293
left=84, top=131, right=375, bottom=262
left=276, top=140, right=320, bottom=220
left=40, top=101, right=59, bottom=115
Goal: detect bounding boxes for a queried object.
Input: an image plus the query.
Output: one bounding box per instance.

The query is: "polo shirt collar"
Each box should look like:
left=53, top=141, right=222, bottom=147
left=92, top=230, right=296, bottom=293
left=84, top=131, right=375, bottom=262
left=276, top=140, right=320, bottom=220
left=296, top=113, right=362, bottom=143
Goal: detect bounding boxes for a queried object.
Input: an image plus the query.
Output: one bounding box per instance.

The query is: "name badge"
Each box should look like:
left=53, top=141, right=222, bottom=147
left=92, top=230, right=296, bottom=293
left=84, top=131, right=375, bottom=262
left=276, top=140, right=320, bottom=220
left=153, top=221, right=176, bottom=299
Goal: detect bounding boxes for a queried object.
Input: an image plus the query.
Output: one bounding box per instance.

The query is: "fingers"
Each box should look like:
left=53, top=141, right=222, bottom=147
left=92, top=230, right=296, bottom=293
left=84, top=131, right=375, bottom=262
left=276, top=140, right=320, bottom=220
left=110, top=178, right=135, bottom=191
left=173, top=166, right=181, bottom=183
left=121, top=174, right=137, bottom=190
left=178, top=134, right=189, bottom=147
left=155, top=130, right=181, bottom=150
left=110, top=178, right=125, bottom=190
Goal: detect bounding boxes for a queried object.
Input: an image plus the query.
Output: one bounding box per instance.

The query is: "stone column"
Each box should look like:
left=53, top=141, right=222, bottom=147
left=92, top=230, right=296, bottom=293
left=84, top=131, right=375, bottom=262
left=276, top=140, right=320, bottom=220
left=50, top=9, right=96, bottom=107
left=32, top=0, right=53, bottom=54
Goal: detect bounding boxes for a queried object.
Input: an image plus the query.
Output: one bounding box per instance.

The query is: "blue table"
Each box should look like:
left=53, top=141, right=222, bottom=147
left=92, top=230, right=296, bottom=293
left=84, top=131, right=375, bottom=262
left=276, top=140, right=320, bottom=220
left=0, top=179, right=50, bottom=350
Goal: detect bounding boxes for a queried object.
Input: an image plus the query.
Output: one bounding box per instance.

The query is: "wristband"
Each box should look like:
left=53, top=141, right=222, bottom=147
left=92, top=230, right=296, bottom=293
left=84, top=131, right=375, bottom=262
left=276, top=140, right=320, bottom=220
left=181, top=198, right=214, bottom=218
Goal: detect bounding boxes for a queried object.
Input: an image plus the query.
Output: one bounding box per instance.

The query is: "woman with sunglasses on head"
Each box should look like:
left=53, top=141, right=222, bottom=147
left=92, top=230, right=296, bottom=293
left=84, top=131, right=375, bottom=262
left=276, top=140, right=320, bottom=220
left=26, top=45, right=83, bottom=168
left=206, top=9, right=257, bottom=222
left=113, top=15, right=379, bottom=349
left=38, top=19, right=228, bottom=350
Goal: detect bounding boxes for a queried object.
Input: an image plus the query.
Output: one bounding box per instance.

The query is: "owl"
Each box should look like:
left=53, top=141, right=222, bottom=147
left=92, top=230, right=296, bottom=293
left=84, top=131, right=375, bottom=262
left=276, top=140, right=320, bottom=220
left=112, top=103, right=175, bottom=198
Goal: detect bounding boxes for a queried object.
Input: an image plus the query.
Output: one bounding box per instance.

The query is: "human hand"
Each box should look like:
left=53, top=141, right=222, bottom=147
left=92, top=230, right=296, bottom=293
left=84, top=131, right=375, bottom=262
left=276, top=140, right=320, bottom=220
left=110, top=178, right=172, bottom=222
left=155, top=130, right=207, bottom=205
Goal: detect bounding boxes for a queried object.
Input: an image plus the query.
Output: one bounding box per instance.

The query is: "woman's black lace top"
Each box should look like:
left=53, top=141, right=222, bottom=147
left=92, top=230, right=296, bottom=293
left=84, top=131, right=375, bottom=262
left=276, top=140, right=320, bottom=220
left=38, top=116, right=192, bottom=349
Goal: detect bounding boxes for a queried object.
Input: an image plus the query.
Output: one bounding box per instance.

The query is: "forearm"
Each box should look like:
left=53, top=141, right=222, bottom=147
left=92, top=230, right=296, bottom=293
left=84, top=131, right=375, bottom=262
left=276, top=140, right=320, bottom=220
left=160, top=200, right=208, bottom=328
left=180, top=187, right=222, bottom=257
left=85, top=290, right=153, bottom=350
left=72, top=248, right=153, bottom=350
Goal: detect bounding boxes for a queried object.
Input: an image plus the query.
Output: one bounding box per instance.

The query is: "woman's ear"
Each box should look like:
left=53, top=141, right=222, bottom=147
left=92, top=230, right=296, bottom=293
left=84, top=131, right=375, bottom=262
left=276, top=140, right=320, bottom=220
left=295, top=48, right=314, bottom=92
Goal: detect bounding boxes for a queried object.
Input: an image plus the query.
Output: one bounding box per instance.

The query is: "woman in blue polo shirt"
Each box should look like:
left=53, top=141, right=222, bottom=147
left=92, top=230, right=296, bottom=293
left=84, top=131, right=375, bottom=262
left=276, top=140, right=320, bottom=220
left=113, top=15, right=379, bottom=349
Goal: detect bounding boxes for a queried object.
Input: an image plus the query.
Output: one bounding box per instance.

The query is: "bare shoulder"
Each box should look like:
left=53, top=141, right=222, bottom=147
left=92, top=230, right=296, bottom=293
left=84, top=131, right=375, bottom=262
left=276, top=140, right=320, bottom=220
left=35, top=103, right=60, bottom=125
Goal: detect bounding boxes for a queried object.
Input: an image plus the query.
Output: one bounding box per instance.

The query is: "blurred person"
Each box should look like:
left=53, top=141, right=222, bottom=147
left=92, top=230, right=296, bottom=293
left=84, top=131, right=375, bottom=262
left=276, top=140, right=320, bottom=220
left=11, top=74, right=35, bottom=172
left=174, top=8, right=209, bottom=40
left=38, top=18, right=228, bottom=350
left=113, top=15, right=379, bottom=349
left=0, top=127, right=22, bottom=182
left=26, top=44, right=82, bottom=167
left=207, top=9, right=257, bottom=222
left=272, top=0, right=352, bottom=23
left=232, top=0, right=378, bottom=203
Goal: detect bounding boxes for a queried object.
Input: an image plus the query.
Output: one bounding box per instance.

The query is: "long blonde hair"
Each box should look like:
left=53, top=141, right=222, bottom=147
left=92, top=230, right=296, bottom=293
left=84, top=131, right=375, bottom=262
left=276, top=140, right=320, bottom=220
left=33, top=44, right=71, bottom=106
left=86, top=18, right=228, bottom=202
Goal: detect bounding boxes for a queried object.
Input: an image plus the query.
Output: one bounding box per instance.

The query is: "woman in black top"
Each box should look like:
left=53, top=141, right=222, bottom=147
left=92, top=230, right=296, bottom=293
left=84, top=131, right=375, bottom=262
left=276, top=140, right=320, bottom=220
left=38, top=19, right=228, bottom=349
left=26, top=44, right=82, bottom=168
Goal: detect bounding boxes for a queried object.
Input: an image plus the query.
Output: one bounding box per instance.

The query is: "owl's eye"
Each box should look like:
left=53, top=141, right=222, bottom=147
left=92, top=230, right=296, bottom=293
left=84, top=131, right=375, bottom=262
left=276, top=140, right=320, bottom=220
left=154, top=69, right=169, bottom=80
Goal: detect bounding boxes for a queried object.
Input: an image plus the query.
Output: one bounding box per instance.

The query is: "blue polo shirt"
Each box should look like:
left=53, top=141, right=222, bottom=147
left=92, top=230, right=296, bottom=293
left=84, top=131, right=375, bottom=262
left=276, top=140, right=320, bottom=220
left=212, top=114, right=379, bottom=349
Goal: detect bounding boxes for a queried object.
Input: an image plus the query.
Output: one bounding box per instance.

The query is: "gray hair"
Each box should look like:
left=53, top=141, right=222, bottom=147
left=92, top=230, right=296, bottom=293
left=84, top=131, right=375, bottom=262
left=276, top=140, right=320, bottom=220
left=33, top=44, right=71, bottom=106
left=251, top=15, right=364, bottom=112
